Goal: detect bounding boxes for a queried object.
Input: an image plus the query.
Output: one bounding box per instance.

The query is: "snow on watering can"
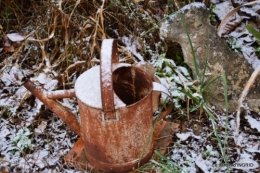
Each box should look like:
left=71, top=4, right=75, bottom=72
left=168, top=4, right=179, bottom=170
left=23, top=39, right=173, bottom=172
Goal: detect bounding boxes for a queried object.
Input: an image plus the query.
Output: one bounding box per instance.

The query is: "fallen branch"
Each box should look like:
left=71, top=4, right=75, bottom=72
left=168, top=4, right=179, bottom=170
left=235, top=65, right=260, bottom=145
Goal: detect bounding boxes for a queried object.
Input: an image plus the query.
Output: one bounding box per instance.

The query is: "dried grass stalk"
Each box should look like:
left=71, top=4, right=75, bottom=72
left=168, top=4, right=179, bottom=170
left=235, top=65, right=260, bottom=144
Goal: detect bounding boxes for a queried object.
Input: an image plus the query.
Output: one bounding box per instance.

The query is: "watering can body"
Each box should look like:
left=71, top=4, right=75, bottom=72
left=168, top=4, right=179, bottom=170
left=24, top=39, right=172, bottom=173
left=75, top=66, right=154, bottom=172
left=75, top=39, right=157, bottom=172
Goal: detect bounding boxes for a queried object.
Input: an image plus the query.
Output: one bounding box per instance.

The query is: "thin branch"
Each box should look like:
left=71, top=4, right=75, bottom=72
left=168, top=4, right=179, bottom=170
left=235, top=65, right=260, bottom=144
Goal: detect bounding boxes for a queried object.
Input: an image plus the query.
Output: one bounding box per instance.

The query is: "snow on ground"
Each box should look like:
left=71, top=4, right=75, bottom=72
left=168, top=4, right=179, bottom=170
left=0, top=1, right=260, bottom=172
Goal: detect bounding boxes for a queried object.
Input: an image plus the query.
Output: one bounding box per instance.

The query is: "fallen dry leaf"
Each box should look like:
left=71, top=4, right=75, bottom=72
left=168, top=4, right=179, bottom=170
left=3, top=42, right=14, bottom=53
left=34, top=121, right=47, bottom=135
left=217, top=1, right=260, bottom=37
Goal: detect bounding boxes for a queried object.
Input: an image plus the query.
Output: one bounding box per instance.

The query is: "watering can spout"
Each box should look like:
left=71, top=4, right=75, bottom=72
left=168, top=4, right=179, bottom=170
left=23, top=79, right=81, bottom=136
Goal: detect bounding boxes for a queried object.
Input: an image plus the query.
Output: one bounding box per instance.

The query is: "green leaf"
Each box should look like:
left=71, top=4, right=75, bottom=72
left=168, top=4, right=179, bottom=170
left=201, top=75, right=222, bottom=94
left=179, top=13, right=200, bottom=81
left=246, top=24, right=260, bottom=41
left=154, top=150, right=168, bottom=160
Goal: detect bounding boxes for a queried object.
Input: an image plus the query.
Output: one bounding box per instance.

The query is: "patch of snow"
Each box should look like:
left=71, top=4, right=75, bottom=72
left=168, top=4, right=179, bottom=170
left=6, top=33, right=25, bottom=42
left=61, top=98, right=76, bottom=110
left=245, top=142, right=260, bottom=153
left=245, top=115, right=260, bottom=132
left=214, top=1, right=234, bottom=21
left=242, top=45, right=260, bottom=69
left=180, top=2, right=205, bottom=12
left=252, top=4, right=260, bottom=13
left=0, top=128, right=10, bottom=139
left=230, top=119, right=237, bottom=131
left=171, top=75, right=182, bottom=85
left=176, top=131, right=202, bottom=142
left=176, top=132, right=192, bottom=141
left=46, top=156, right=59, bottom=166
left=192, top=93, right=202, bottom=99
left=171, top=147, right=197, bottom=173
left=240, top=7, right=258, bottom=17
left=1, top=66, right=23, bottom=86
left=15, top=86, right=27, bottom=99
left=32, top=72, right=58, bottom=91
left=122, top=36, right=144, bottom=61
left=31, top=150, right=49, bottom=168
left=153, top=82, right=172, bottom=99
left=165, top=66, right=172, bottom=73
left=232, top=152, right=259, bottom=171
left=177, top=66, right=190, bottom=77
left=195, top=154, right=212, bottom=173
left=75, top=65, right=126, bottom=109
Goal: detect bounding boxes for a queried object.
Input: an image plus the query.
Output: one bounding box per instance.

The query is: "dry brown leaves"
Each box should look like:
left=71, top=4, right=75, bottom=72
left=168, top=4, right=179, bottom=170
left=217, top=1, right=260, bottom=37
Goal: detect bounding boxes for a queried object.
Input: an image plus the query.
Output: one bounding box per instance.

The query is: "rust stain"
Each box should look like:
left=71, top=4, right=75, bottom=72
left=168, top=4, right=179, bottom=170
left=113, top=66, right=152, bottom=105
left=78, top=64, right=155, bottom=172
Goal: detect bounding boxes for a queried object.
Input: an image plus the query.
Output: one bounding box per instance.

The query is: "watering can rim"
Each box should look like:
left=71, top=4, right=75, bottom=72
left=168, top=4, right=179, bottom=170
left=75, top=39, right=173, bottom=111
left=75, top=64, right=156, bottom=110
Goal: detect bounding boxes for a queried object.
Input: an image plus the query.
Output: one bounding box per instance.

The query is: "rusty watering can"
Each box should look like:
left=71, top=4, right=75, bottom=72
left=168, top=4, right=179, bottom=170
left=24, top=39, right=173, bottom=172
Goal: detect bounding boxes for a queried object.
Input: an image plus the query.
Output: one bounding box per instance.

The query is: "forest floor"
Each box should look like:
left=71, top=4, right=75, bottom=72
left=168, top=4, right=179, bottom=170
left=0, top=0, right=260, bottom=172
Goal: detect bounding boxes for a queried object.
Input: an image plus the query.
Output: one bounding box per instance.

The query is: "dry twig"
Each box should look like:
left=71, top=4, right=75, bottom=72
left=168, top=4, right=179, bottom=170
left=235, top=65, right=260, bottom=145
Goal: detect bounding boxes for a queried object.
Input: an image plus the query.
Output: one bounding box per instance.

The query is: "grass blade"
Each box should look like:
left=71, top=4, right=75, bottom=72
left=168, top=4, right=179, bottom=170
left=201, top=75, right=222, bottom=94
left=246, top=24, right=260, bottom=42
left=179, top=13, right=200, bottom=81
left=201, top=32, right=210, bottom=85
left=204, top=106, right=230, bottom=172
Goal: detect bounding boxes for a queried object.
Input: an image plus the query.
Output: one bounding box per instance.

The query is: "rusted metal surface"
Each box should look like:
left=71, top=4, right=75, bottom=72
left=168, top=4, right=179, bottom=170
left=69, top=99, right=157, bottom=172
left=0, top=170, right=9, bottom=173
left=158, top=103, right=174, bottom=120
left=47, top=89, right=76, bottom=99
left=75, top=39, right=155, bottom=172
left=65, top=121, right=176, bottom=172
left=78, top=73, right=154, bottom=172
left=23, top=79, right=81, bottom=136
left=152, top=76, right=161, bottom=113
left=100, top=39, right=118, bottom=120
left=132, top=63, right=162, bottom=113
left=112, top=66, right=153, bottom=105
left=65, top=137, right=92, bottom=171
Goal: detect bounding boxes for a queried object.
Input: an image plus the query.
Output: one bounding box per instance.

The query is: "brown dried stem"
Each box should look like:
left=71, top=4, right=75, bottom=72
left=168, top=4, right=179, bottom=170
left=235, top=65, right=260, bottom=144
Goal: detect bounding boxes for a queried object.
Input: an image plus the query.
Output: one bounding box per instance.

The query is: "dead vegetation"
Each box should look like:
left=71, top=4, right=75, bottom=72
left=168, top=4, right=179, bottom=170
left=1, top=0, right=260, bottom=172
left=0, top=1, right=201, bottom=172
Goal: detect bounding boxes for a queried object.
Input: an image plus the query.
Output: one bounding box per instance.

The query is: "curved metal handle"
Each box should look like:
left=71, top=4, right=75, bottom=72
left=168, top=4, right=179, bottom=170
left=100, top=39, right=119, bottom=120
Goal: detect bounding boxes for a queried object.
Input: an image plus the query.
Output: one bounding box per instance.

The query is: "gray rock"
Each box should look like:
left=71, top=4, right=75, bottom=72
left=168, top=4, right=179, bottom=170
left=160, top=2, right=260, bottom=112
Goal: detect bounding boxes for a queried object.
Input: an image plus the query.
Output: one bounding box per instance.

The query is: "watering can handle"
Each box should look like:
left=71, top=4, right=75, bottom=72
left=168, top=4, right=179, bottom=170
left=100, top=39, right=119, bottom=120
